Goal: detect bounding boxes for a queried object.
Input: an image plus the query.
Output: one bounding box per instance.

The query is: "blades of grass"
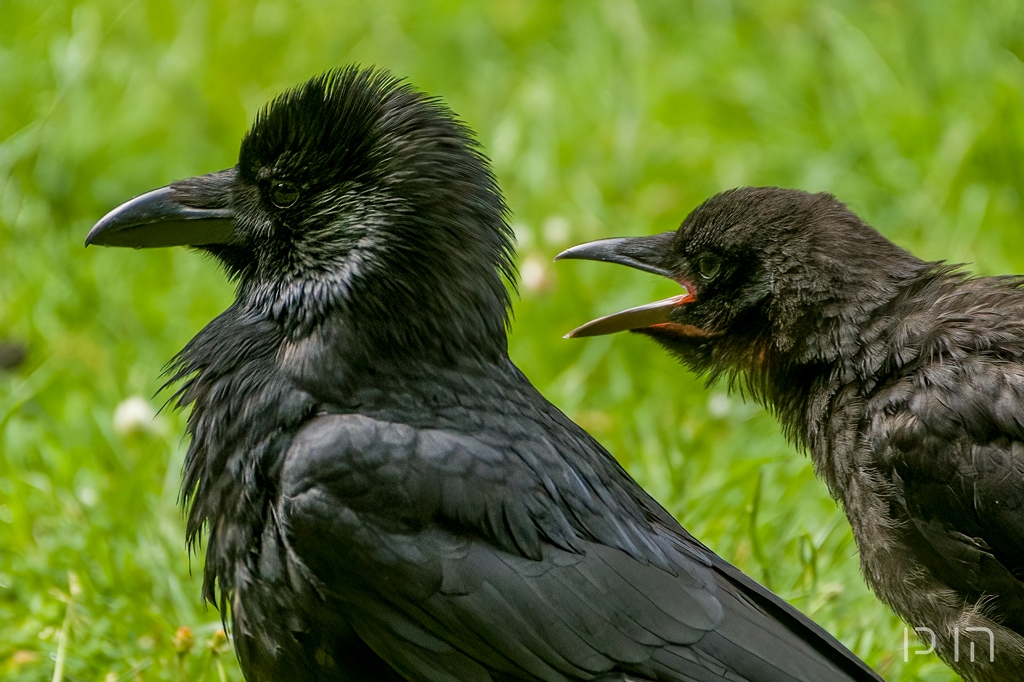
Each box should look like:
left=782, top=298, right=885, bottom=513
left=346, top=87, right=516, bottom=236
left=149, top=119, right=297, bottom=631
left=747, top=467, right=773, bottom=590
left=50, top=572, right=80, bottom=682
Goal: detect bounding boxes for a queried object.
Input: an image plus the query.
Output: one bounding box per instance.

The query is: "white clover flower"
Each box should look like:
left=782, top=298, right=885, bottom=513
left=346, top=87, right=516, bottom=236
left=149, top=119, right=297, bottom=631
left=112, top=395, right=161, bottom=436
left=707, top=393, right=731, bottom=419
left=520, top=255, right=550, bottom=294
left=541, top=216, right=570, bottom=246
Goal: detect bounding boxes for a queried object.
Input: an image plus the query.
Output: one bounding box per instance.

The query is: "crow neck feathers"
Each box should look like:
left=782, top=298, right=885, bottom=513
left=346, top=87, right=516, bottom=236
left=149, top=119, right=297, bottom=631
left=760, top=206, right=936, bottom=449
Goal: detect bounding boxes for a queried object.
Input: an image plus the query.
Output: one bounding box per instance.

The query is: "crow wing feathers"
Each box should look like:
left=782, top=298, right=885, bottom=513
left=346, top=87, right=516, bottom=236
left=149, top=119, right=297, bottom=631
left=278, top=388, right=878, bottom=681
left=875, top=357, right=1024, bottom=629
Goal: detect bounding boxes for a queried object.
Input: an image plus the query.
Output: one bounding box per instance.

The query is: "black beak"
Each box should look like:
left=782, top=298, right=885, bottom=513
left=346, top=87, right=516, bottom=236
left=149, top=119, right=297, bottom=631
left=555, top=232, right=693, bottom=338
left=554, top=233, right=676, bottom=278
left=85, top=168, right=238, bottom=248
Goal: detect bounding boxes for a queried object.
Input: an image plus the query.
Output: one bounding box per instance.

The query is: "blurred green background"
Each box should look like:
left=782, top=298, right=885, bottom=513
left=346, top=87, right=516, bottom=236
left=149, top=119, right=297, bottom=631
left=3, top=1, right=1024, bottom=680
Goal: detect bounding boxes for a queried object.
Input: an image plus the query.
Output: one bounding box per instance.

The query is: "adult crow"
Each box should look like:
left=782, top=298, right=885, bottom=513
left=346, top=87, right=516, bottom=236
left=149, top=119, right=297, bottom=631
left=558, top=186, right=1024, bottom=681
left=86, top=72, right=880, bottom=682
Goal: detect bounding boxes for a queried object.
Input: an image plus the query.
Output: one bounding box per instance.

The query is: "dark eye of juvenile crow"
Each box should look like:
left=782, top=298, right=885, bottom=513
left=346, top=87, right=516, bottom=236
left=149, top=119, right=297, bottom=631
left=696, top=252, right=722, bottom=279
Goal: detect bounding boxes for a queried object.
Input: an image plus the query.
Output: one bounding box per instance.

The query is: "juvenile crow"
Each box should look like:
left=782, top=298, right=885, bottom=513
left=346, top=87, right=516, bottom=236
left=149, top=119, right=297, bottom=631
left=87, top=72, right=880, bottom=682
left=559, top=186, right=1024, bottom=681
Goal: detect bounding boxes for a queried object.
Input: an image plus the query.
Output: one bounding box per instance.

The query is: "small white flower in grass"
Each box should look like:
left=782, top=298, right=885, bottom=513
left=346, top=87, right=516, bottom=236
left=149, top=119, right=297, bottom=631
left=76, top=485, right=98, bottom=507
left=707, top=393, right=731, bottom=418
left=512, top=221, right=534, bottom=250
left=542, top=216, right=570, bottom=247
left=520, top=255, right=550, bottom=293
left=113, top=395, right=162, bottom=436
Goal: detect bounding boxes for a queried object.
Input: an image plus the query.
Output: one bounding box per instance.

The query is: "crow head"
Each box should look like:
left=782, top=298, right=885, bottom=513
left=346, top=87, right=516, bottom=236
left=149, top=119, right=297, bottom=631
left=558, top=187, right=926, bottom=384
left=87, top=67, right=516, bottom=360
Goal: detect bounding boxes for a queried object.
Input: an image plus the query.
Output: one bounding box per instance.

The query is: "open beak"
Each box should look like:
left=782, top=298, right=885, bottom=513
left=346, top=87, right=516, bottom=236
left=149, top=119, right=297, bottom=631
left=85, top=168, right=238, bottom=248
left=555, top=232, right=693, bottom=338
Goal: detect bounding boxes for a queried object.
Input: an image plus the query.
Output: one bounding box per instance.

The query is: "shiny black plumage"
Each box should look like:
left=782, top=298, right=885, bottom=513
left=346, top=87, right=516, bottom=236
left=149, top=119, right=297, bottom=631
left=88, top=71, right=879, bottom=681
left=560, top=187, right=1024, bottom=681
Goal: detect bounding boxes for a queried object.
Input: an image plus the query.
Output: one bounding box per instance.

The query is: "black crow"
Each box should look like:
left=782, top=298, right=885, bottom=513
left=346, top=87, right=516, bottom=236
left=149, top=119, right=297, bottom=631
left=558, top=186, right=1024, bottom=681
left=87, top=72, right=880, bottom=682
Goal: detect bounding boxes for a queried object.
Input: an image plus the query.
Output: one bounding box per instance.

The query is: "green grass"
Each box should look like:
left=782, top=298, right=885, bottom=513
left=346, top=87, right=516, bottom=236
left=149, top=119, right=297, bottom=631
left=3, top=1, right=1024, bottom=679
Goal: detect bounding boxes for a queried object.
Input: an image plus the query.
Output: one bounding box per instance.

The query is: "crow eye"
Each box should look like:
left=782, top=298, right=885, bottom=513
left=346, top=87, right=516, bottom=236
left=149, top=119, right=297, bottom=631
left=696, top=253, right=722, bottom=279
left=269, top=180, right=300, bottom=208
